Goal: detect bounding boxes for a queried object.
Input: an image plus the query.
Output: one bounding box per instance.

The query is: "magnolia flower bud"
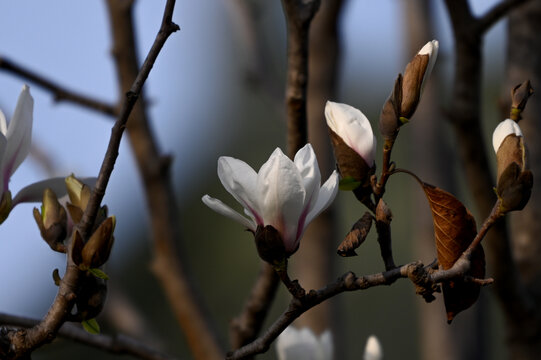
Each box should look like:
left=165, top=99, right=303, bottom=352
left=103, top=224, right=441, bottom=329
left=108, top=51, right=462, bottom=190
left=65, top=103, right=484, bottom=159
left=33, top=188, right=67, bottom=252
left=66, top=174, right=91, bottom=210
left=81, top=216, right=116, bottom=269
left=254, top=225, right=287, bottom=264
left=379, top=40, right=438, bottom=139
left=75, top=273, right=107, bottom=321
left=492, top=119, right=533, bottom=212
left=324, top=101, right=376, bottom=204
left=510, top=80, right=533, bottom=121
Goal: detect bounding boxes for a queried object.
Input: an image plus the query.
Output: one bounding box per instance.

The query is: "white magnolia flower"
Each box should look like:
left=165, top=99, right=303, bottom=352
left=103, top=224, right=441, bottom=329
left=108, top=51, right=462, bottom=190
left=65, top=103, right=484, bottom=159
left=417, top=40, right=439, bottom=93
left=325, top=101, right=376, bottom=166
left=276, top=326, right=333, bottom=360
left=202, top=143, right=339, bottom=254
left=492, top=118, right=523, bottom=154
left=363, top=335, right=383, bottom=360
left=0, top=85, right=70, bottom=223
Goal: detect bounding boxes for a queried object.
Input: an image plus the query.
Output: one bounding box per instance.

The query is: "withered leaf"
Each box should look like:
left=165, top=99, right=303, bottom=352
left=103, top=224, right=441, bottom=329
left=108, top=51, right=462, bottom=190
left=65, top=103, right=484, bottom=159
left=421, top=182, right=485, bottom=323
left=337, top=212, right=373, bottom=257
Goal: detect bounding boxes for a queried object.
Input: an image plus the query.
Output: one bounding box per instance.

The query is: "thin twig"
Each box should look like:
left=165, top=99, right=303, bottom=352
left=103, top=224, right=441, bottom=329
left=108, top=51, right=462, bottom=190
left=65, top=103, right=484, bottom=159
left=0, top=313, right=177, bottom=360
left=0, top=57, right=117, bottom=116
left=104, top=1, right=223, bottom=359
left=226, top=257, right=488, bottom=359
left=0, top=2, right=179, bottom=358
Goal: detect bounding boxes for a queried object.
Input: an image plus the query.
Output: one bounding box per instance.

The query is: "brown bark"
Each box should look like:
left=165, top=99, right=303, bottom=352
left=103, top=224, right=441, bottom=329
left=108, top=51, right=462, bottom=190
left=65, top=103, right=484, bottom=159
left=105, top=1, right=223, bottom=359
left=292, top=0, right=343, bottom=337
left=504, top=0, right=541, bottom=357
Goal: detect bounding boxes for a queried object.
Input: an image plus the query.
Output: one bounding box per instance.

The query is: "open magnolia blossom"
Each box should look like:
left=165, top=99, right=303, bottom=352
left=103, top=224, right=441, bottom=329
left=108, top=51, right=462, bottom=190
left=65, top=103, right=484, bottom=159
left=363, top=335, right=383, bottom=360
left=276, top=326, right=333, bottom=360
left=492, top=118, right=523, bottom=154
left=325, top=101, right=376, bottom=167
left=0, top=85, right=69, bottom=224
left=202, top=143, right=339, bottom=255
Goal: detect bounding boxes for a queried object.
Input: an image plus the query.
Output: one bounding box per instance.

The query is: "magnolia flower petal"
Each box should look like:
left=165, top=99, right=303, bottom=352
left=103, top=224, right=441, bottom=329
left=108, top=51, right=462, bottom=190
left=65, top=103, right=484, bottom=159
left=12, top=176, right=97, bottom=206
left=0, top=131, right=6, bottom=194
left=0, top=109, right=7, bottom=136
left=492, top=118, right=523, bottom=153
left=3, top=85, right=33, bottom=181
left=293, top=143, right=321, bottom=210
left=418, top=40, right=439, bottom=92
left=218, top=156, right=262, bottom=224
left=319, top=330, right=334, bottom=360
left=257, top=148, right=305, bottom=252
left=276, top=327, right=332, bottom=360
left=202, top=195, right=256, bottom=231
left=304, top=170, right=339, bottom=228
left=325, top=101, right=376, bottom=165
left=363, top=335, right=383, bottom=360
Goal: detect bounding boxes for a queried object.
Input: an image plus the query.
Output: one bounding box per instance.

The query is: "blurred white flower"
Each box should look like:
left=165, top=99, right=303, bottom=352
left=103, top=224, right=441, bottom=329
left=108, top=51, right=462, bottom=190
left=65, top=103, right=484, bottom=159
left=276, top=326, right=333, bottom=360
left=492, top=118, right=523, bottom=153
left=325, top=101, right=376, bottom=167
left=0, top=85, right=67, bottom=223
left=363, top=335, right=383, bottom=360
left=203, top=143, right=339, bottom=254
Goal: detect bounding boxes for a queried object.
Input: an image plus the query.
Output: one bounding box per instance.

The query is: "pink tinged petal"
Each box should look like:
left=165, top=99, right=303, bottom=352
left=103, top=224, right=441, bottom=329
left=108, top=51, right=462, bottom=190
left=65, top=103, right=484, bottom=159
left=201, top=195, right=256, bottom=231
left=418, top=40, right=439, bottom=93
left=217, top=156, right=262, bottom=224
left=3, top=85, right=33, bottom=186
left=324, top=101, right=376, bottom=165
left=12, top=176, right=97, bottom=206
left=492, top=119, right=523, bottom=153
left=257, top=148, right=305, bottom=253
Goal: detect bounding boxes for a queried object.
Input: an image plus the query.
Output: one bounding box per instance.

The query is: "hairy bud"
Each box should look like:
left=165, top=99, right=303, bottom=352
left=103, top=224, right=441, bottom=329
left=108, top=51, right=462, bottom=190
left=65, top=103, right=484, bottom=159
left=33, top=188, right=67, bottom=252
left=493, top=119, right=533, bottom=212
left=254, top=225, right=287, bottom=264
left=510, top=80, right=533, bottom=121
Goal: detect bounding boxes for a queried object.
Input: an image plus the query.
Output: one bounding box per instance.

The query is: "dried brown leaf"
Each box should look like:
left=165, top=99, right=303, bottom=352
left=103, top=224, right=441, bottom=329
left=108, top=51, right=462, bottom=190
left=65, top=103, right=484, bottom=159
left=337, top=212, right=373, bottom=257
left=421, top=183, right=485, bottom=322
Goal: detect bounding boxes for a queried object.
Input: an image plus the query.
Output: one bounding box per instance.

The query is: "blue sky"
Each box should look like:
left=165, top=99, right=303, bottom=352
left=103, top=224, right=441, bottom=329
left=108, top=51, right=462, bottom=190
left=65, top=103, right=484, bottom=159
left=0, top=0, right=505, bottom=318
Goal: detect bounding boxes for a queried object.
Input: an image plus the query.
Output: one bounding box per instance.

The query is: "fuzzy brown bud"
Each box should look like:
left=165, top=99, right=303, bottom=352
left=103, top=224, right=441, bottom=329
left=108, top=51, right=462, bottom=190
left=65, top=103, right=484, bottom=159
left=254, top=225, right=287, bottom=264
left=510, top=80, right=533, bottom=121
left=493, top=119, right=533, bottom=212
left=81, top=216, right=116, bottom=269
left=33, top=188, right=67, bottom=252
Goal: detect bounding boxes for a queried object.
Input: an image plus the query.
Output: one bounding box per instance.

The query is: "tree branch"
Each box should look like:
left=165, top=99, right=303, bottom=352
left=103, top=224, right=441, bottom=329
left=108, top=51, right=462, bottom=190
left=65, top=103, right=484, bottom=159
left=103, top=1, right=223, bottom=359
left=0, top=57, right=117, bottom=116
left=281, top=0, right=321, bottom=158
left=0, top=2, right=179, bottom=358
left=0, top=313, right=176, bottom=360
left=478, top=0, right=531, bottom=33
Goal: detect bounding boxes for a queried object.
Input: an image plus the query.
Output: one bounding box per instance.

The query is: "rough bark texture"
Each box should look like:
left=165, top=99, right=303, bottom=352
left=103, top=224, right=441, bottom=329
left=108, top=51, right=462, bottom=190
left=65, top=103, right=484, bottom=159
left=505, top=0, right=541, bottom=357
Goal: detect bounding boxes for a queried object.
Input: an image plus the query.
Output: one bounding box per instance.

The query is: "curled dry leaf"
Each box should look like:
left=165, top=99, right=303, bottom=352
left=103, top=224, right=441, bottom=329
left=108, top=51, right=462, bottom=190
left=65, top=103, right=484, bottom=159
left=337, top=212, right=373, bottom=257
left=421, top=182, right=485, bottom=323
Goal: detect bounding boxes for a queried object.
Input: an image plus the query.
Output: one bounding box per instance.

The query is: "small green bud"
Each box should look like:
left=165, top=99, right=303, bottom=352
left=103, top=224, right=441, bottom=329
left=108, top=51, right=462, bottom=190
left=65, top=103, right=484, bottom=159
left=33, top=188, right=67, bottom=252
